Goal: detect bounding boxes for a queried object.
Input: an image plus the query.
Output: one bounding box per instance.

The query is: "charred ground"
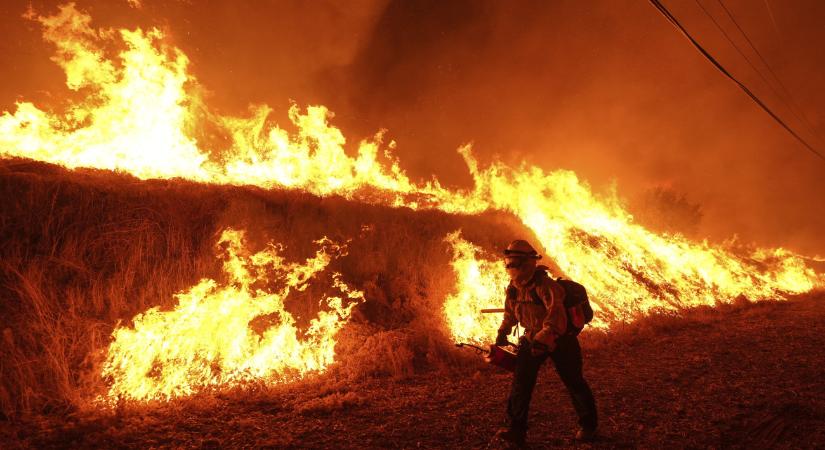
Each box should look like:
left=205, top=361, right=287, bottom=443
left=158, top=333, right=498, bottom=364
left=1, top=159, right=823, bottom=449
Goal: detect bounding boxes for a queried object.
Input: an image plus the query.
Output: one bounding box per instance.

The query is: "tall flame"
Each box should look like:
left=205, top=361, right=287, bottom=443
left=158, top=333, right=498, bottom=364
left=1, top=4, right=822, bottom=398
left=442, top=231, right=512, bottom=344
left=3, top=4, right=212, bottom=180
left=101, top=229, right=363, bottom=402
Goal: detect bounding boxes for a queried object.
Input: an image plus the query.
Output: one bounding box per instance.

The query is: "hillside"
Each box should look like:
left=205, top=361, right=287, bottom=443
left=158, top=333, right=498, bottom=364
left=1, top=158, right=823, bottom=449
left=0, top=158, right=531, bottom=418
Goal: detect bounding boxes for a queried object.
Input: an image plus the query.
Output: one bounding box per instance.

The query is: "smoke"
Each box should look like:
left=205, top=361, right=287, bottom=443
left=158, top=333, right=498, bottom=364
left=325, top=0, right=825, bottom=255
left=1, top=0, right=823, bottom=254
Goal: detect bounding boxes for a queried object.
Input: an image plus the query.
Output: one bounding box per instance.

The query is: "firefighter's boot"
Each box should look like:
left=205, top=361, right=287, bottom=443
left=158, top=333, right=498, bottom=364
left=575, top=426, right=597, bottom=442
left=491, top=427, right=526, bottom=448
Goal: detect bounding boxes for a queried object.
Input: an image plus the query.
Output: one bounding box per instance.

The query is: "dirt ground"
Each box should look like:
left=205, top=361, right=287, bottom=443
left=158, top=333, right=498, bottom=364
left=2, top=292, right=824, bottom=449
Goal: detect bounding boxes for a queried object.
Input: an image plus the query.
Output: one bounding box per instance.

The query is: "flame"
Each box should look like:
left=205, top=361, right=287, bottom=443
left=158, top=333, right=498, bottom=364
left=442, top=231, right=512, bottom=344
left=442, top=224, right=818, bottom=344
left=443, top=156, right=820, bottom=344
left=100, top=229, right=363, bottom=402
left=2, top=4, right=213, bottom=181
left=1, top=4, right=823, bottom=398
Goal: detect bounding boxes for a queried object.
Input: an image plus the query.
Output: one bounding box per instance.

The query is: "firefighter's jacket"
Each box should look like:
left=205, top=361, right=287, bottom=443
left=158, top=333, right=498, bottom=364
left=498, top=268, right=567, bottom=350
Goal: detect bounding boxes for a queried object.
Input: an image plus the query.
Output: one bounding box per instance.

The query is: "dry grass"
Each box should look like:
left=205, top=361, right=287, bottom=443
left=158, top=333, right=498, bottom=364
left=0, top=158, right=530, bottom=419
left=295, top=391, right=366, bottom=415
left=579, top=295, right=757, bottom=350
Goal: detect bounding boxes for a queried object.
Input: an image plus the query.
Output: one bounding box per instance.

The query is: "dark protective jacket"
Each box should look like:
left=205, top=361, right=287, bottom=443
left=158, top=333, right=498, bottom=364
left=498, top=267, right=567, bottom=350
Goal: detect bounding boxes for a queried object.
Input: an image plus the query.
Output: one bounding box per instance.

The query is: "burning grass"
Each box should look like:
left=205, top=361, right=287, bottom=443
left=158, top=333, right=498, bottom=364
left=1, top=157, right=822, bottom=422
left=1, top=157, right=823, bottom=449
left=0, top=158, right=526, bottom=419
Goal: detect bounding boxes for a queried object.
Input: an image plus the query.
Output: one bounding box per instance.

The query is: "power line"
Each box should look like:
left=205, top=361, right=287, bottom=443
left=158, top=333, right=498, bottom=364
left=693, top=1, right=790, bottom=118
left=714, top=0, right=824, bottom=145
left=761, top=0, right=783, bottom=44
left=693, top=0, right=822, bottom=147
left=647, top=0, right=825, bottom=163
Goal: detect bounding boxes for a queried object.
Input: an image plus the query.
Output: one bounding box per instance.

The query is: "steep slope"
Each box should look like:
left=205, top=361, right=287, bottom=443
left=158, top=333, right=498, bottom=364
left=0, top=158, right=530, bottom=418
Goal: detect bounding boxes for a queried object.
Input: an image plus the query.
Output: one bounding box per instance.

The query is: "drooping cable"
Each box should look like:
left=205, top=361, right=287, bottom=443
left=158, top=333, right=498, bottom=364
left=648, top=0, right=825, bottom=163
left=714, top=0, right=824, bottom=145
left=694, top=0, right=804, bottom=135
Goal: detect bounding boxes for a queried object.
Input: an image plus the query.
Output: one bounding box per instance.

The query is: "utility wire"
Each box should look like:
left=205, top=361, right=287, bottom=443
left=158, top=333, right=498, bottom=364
left=693, top=0, right=821, bottom=147
left=714, top=0, right=824, bottom=145
left=694, top=1, right=789, bottom=120
left=761, top=0, right=782, bottom=41
left=648, top=0, right=825, bottom=163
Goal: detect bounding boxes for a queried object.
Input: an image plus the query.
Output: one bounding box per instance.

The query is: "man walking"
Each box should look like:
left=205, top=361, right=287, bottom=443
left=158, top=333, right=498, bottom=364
left=492, top=239, right=597, bottom=447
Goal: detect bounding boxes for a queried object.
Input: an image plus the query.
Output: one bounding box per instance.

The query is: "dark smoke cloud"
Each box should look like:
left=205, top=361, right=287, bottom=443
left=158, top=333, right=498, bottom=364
left=1, top=0, right=823, bottom=255
left=325, top=0, right=825, bottom=255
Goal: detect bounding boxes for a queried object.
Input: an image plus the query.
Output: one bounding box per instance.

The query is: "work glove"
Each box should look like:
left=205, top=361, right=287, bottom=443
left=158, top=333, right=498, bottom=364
left=531, top=341, right=550, bottom=357
left=495, top=330, right=510, bottom=347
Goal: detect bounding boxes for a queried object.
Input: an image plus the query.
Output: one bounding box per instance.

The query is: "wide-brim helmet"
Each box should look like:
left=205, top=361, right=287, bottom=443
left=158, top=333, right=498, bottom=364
left=503, top=239, right=542, bottom=260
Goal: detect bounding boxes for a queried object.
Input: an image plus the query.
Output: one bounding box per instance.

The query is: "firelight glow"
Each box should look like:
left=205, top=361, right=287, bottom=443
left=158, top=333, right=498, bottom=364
left=0, top=4, right=821, bottom=401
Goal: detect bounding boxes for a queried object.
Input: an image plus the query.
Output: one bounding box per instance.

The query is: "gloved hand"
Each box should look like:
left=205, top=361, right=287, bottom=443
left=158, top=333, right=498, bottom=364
left=495, top=330, right=510, bottom=347
left=531, top=341, right=550, bottom=357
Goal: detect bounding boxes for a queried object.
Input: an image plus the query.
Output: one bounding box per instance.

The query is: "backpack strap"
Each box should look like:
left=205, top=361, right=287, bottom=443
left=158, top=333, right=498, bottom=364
left=529, top=287, right=544, bottom=307
left=528, top=268, right=550, bottom=307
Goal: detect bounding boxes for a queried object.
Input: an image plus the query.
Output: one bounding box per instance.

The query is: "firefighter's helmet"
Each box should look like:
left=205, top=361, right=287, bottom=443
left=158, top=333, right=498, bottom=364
left=503, top=240, right=541, bottom=259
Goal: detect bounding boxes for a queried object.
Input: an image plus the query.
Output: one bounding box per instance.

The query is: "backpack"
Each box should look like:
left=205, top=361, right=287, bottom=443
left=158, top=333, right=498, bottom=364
left=527, top=271, right=594, bottom=336
left=555, top=277, right=594, bottom=336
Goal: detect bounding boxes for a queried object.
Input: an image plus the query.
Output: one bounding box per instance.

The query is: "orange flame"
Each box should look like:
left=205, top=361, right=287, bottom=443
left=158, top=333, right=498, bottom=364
left=100, top=229, right=363, bottom=402
left=442, top=231, right=512, bottom=344
left=1, top=4, right=822, bottom=399
left=3, top=4, right=212, bottom=180
left=442, top=226, right=818, bottom=344
left=442, top=155, right=820, bottom=344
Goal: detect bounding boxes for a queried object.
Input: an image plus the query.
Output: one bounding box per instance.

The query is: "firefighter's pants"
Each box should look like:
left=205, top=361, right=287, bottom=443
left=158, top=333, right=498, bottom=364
left=506, top=335, right=597, bottom=433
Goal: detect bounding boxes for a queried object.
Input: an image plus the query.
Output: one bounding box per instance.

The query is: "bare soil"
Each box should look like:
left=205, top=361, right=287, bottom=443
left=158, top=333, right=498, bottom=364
left=2, top=292, right=823, bottom=449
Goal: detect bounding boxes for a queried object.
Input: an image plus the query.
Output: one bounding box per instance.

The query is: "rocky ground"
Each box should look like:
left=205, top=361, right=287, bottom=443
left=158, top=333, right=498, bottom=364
left=2, top=292, right=824, bottom=449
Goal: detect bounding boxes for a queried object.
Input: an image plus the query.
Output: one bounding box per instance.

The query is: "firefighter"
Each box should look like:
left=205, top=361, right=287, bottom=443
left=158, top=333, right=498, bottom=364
left=491, top=240, right=597, bottom=447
